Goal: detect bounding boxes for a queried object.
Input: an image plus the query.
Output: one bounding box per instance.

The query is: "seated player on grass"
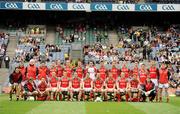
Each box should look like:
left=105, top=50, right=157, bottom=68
left=37, top=78, right=48, bottom=101
left=9, top=67, right=22, bottom=101
left=46, top=72, right=58, bottom=101
left=59, top=71, right=70, bottom=101
left=104, top=73, right=116, bottom=101
left=23, top=77, right=38, bottom=101
left=139, top=77, right=156, bottom=102
left=116, top=73, right=129, bottom=102
left=128, top=74, right=140, bottom=102
left=82, top=73, right=93, bottom=101
left=93, top=73, right=104, bottom=101
left=70, top=73, right=82, bottom=101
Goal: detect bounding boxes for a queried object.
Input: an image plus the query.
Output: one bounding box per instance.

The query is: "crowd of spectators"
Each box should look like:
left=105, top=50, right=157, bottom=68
left=0, top=32, right=9, bottom=68
left=83, top=24, right=179, bottom=68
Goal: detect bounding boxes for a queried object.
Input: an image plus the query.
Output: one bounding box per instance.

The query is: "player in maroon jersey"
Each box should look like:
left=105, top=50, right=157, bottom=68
left=98, top=61, right=108, bottom=82
left=93, top=73, right=104, bottom=100
left=82, top=73, right=93, bottom=101
left=59, top=71, right=71, bottom=101
left=46, top=72, right=58, bottom=100
left=37, top=78, right=48, bottom=101
left=70, top=73, right=82, bottom=101
left=104, top=73, right=116, bottom=101
left=56, top=60, right=64, bottom=78
left=76, top=61, right=84, bottom=79
left=23, top=78, right=38, bottom=101
left=128, top=74, right=140, bottom=102
left=116, top=73, right=129, bottom=101
left=109, top=61, right=120, bottom=80
left=9, top=67, right=22, bottom=101
left=158, top=63, right=171, bottom=102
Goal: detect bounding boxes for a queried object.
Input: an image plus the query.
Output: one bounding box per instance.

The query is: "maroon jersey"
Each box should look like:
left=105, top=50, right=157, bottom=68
left=118, top=78, right=127, bottom=89
left=76, top=67, right=84, bottom=79
left=110, top=67, right=119, bottom=80
left=71, top=77, right=81, bottom=89
left=57, top=65, right=64, bottom=77
left=60, top=76, right=70, bottom=88
left=149, top=67, right=158, bottom=79
left=139, top=69, right=148, bottom=84
left=106, top=78, right=115, bottom=88
left=38, top=81, right=47, bottom=92
left=98, top=66, right=107, bottom=81
left=159, top=69, right=169, bottom=84
left=121, top=67, right=129, bottom=78
left=94, top=79, right=103, bottom=89
left=50, top=76, right=58, bottom=87
left=24, top=81, right=36, bottom=92
left=84, top=77, right=92, bottom=88
left=9, top=72, right=22, bottom=84
left=130, top=80, right=139, bottom=88
left=64, top=66, right=73, bottom=78
left=145, top=82, right=154, bottom=91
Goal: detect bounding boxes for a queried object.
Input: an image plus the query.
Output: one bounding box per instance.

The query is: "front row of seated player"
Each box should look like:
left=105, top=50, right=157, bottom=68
left=9, top=67, right=157, bottom=102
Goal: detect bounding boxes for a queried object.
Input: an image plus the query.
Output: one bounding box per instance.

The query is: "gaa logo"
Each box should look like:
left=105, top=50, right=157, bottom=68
left=162, top=5, right=175, bottom=11
left=117, top=5, right=130, bottom=11
left=50, top=4, right=64, bottom=10
left=94, top=4, right=108, bottom=11
left=28, top=3, right=40, bottom=9
left=72, top=4, right=85, bottom=10
left=5, top=3, right=18, bottom=9
left=139, top=4, right=153, bottom=11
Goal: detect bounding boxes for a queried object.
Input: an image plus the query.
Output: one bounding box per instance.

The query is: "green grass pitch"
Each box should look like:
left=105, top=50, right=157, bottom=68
left=0, top=94, right=180, bottom=114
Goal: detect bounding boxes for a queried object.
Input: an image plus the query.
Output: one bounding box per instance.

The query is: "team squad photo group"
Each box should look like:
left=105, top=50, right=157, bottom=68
left=9, top=59, right=170, bottom=102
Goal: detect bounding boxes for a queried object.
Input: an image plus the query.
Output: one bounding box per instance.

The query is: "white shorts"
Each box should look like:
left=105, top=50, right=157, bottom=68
left=151, top=79, right=158, bottom=87
left=47, top=87, right=57, bottom=92
left=21, top=81, right=27, bottom=86
left=9, top=83, right=19, bottom=87
left=159, top=83, right=169, bottom=89
left=84, top=88, right=92, bottom=92
left=131, top=88, right=139, bottom=93
left=118, top=88, right=126, bottom=93
left=72, top=88, right=80, bottom=92
left=61, top=87, right=68, bottom=91
left=106, top=88, right=114, bottom=92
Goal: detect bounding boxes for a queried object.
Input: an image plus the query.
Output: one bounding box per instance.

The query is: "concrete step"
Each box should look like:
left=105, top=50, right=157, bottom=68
left=108, top=31, right=119, bottom=46
left=46, top=26, right=56, bottom=44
